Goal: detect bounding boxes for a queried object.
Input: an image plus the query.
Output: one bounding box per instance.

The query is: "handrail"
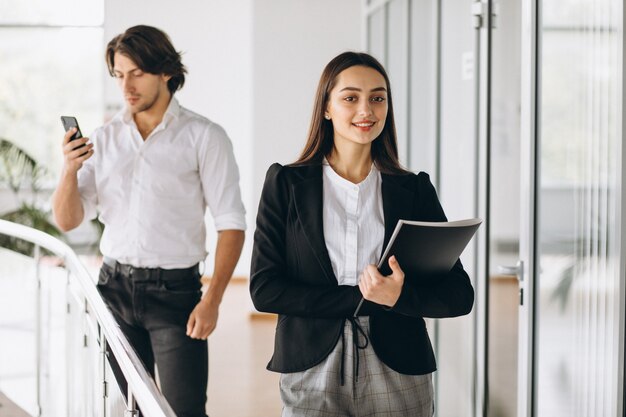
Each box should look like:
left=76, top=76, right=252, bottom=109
left=0, top=219, right=176, bottom=417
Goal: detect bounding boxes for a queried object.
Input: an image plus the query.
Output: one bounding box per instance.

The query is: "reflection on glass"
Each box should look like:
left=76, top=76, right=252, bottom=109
left=537, top=0, right=622, bottom=415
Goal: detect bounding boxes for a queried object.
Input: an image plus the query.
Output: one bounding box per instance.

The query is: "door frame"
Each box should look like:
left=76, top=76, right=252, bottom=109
left=473, top=0, right=491, bottom=415
left=518, top=0, right=539, bottom=416
left=518, top=1, right=626, bottom=416
left=615, top=0, right=626, bottom=414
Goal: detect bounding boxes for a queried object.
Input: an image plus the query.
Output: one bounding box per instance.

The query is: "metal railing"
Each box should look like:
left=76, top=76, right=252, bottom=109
left=0, top=219, right=176, bottom=417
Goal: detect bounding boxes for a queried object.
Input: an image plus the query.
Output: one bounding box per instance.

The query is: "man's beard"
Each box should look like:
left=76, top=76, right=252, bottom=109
left=130, top=93, right=157, bottom=114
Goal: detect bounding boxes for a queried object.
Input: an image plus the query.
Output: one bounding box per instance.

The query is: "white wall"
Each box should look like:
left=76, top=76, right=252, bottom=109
left=103, top=0, right=253, bottom=275
left=249, top=0, right=361, bottom=276
left=103, top=0, right=361, bottom=276
left=251, top=0, right=361, bottom=201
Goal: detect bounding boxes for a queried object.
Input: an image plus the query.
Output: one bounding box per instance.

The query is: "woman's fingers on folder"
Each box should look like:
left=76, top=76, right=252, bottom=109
left=388, top=255, right=404, bottom=277
left=358, top=257, right=405, bottom=307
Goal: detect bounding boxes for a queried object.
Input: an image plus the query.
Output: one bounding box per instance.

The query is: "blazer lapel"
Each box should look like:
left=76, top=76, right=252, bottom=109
left=292, top=169, right=337, bottom=284
left=381, top=174, right=415, bottom=253
left=291, top=169, right=415, bottom=283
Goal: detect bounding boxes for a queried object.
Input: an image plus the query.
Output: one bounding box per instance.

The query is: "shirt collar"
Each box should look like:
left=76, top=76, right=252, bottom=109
left=322, top=157, right=379, bottom=191
left=115, top=96, right=181, bottom=128
left=164, top=96, right=181, bottom=121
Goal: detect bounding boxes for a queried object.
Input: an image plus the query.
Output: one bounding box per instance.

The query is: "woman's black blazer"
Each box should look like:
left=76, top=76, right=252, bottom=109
left=250, top=163, right=474, bottom=375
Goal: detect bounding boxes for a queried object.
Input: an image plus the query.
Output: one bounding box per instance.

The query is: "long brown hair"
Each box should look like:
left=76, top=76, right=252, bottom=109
left=293, top=51, right=408, bottom=175
left=106, top=25, right=187, bottom=94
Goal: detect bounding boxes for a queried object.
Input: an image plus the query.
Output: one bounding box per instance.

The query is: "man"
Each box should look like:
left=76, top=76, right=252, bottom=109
left=52, top=25, right=245, bottom=417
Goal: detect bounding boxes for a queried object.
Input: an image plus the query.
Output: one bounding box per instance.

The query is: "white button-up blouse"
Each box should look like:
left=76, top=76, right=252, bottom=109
left=322, top=159, right=385, bottom=286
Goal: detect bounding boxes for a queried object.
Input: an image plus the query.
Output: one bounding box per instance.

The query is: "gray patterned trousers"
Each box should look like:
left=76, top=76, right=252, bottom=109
left=279, top=317, right=434, bottom=417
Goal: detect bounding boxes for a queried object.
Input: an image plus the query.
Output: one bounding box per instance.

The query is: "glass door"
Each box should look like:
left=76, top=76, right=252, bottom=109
left=365, top=1, right=625, bottom=416
left=527, top=0, right=624, bottom=416
left=511, top=0, right=625, bottom=416
left=489, top=0, right=624, bottom=416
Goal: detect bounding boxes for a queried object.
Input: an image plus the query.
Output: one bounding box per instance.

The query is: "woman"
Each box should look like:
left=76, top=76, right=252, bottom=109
left=250, top=51, right=474, bottom=417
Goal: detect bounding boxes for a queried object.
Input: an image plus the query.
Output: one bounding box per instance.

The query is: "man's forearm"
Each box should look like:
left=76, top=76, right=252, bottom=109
left=52, top=171, right=85, bottom=232
left=202, top=229, right=245, bottom=305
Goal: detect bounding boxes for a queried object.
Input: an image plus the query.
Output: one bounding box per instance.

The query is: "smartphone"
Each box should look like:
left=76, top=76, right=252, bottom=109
left=60, top=116, right=83, bottom=141
left=61, top=116, right=88, bottom=156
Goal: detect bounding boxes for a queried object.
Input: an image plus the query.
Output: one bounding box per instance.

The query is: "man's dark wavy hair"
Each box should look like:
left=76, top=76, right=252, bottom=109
left=106, top=25, right=187, bottom=94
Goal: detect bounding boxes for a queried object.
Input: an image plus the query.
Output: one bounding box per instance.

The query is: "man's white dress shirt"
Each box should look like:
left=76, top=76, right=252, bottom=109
left=77, top=98, right=246, bottom=269
left=322, top=160, right=385, bottom=286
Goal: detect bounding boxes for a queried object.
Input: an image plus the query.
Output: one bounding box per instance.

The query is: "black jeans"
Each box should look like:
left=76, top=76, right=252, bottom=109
left=97, top=262, right=208, bottom=417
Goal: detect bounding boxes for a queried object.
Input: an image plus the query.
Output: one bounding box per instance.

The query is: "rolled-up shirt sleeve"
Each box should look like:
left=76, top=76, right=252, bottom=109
left=198, top=123, right=246, bottom=231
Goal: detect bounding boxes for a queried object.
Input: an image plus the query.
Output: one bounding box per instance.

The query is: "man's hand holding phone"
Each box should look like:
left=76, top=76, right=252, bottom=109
left=60, top=116, right=93, bottom=174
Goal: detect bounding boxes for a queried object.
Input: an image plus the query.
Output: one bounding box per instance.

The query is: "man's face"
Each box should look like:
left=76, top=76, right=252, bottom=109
left=112, top=52, right=171, bottom=114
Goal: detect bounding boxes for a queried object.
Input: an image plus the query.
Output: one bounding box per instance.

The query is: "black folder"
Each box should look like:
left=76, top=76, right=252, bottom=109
left=353, top=218, right=482, bottom=316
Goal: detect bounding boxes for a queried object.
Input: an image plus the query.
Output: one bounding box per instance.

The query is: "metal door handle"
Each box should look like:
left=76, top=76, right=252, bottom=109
left=497, top=260, right=524, bottom=282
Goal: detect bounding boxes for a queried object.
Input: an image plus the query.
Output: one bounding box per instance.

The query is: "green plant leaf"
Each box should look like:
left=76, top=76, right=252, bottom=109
left=0, top=138, right=46, bottom=194
left=0, top=203, right=61, bottom=256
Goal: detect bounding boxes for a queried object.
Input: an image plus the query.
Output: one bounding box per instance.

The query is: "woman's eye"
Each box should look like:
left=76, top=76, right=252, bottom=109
left=344, top=96, right=356, bottom=102
left=371, top=96, right=386, bottom=103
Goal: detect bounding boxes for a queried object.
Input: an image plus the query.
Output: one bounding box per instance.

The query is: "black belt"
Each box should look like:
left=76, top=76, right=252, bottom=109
left=102, top=257, right=199, bottom=281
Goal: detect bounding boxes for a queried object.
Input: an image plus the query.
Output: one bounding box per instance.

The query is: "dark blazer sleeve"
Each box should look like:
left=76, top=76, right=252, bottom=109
left=250, top=163, right=369, bottom=318
left=390, top=173, right=475, bottom=318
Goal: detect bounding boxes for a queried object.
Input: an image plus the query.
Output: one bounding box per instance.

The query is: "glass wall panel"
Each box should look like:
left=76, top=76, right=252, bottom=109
left=0, top=6, right=105, bottom=414
left=0, top=248, right=131, bottom=416
left=536, top=0, right=622, bottom=415
left=0, top=27, right=104, bottom=179
left=0, top=249, right=37, bottom=414
left=366, top=2, right=482, bottom=417
left=409, top=0, right=437, bottom=176
left=436, top=2, right=478, bottom=416
left=488, top=0, right=522, bottom=415
left=386, top=0, right=409, bottom=166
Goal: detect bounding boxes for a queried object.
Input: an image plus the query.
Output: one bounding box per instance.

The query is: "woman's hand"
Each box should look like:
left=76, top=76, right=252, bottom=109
left=358, top=255, right=405, bottom=307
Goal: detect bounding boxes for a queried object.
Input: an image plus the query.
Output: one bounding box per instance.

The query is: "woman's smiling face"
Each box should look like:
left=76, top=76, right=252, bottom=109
left=325, top=65, right=388, bottom=149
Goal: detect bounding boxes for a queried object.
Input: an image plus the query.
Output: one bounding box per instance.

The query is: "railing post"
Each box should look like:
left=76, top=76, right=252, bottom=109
left=65, top=268, right=71, bottom=417
left=83, top=296, right=90, bottom=417
left=34, top=244, right=42, bottom=417
left=126, top=389, right=139, bottom=417
left=100, top=325, right=108, bottom=417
